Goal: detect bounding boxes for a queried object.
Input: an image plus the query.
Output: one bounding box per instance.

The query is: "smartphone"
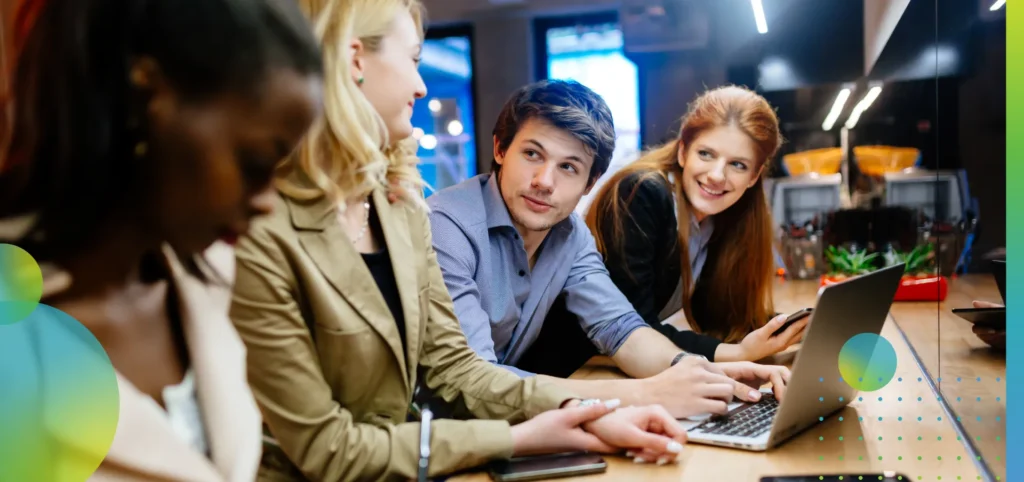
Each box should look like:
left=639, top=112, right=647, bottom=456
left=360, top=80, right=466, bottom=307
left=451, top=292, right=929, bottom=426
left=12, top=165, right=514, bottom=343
left=771, top=308, right=813, bottom=337
left=487, top=452, right=606, bottom=482
left=761, top=473, right=911, bottom=482
left=952, top=306, right=1005, bottom=329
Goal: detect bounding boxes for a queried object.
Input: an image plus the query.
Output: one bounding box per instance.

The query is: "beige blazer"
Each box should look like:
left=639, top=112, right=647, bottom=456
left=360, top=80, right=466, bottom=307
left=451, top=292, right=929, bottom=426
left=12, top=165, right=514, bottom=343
left=0, top=218, right=262, bottom=482
left=229, top=186, right=577, bottom=482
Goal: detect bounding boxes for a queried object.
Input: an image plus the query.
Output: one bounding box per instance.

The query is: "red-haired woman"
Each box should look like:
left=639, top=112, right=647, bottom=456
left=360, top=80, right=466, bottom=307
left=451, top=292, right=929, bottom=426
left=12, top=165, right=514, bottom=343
left=585, top=85, right=805, bottom=363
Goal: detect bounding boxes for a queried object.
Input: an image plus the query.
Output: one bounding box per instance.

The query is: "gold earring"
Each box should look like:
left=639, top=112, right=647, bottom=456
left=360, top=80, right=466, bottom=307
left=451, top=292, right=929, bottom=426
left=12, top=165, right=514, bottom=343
left=134, top=141, right=148, bottom=158
left=129, top=67, right=147, bottom=88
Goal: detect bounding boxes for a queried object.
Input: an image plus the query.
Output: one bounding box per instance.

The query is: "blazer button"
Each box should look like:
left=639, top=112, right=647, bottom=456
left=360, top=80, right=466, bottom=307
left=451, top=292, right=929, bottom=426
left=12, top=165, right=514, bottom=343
left=518, top=270, right=526, bottom=277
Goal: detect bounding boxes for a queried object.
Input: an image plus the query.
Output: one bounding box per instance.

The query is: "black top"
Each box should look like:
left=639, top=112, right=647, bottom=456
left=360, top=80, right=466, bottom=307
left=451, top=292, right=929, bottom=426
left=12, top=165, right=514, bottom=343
left=361, top=204, right=407, bottom=351
left=594, top=172, right=725, bottom=360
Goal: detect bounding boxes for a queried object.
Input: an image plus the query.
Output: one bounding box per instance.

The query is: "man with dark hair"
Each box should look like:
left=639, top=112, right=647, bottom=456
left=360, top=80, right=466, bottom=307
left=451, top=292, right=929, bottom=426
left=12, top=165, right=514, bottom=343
left=426, top=80, right=789, bottom=416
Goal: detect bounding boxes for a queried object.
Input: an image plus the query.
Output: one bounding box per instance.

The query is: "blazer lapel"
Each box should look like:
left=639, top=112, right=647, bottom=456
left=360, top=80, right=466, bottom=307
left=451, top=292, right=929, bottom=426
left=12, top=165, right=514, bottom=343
left=372, top=190, right=421, bottom=384
left=286, top=193, right=408, bottom=381
left=165, top=245, right=261, bottom=482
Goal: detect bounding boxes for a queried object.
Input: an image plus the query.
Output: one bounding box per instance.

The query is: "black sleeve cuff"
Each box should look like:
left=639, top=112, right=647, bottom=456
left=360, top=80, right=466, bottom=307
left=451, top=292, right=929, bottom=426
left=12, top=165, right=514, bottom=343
left=651, top=322, right=723, bottom=361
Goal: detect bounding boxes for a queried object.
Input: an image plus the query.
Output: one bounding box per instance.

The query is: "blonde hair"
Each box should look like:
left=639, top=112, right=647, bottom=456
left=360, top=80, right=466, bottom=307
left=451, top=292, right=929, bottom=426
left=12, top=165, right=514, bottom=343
left=279, top=0, right=427, bottom=208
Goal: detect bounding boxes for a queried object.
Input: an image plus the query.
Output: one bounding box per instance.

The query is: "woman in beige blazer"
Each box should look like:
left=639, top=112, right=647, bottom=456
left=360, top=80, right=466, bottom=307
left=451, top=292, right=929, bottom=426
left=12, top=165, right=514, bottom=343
left=229, top=0, right=689, bottom=480
left=0, top=0, right=323, bottom=480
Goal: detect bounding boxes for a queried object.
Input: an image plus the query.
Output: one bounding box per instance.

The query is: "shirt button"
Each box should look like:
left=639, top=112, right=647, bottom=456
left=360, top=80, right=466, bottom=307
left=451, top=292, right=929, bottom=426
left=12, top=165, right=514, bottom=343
left=518, top=270, right=526, bottom=277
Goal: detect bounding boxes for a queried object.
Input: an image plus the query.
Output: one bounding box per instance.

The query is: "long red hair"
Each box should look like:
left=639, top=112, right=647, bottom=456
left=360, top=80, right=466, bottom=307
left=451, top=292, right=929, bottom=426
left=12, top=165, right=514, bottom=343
left=2, top=0, right=46, bottom=173
left=585, top=85, right=782, bottom=343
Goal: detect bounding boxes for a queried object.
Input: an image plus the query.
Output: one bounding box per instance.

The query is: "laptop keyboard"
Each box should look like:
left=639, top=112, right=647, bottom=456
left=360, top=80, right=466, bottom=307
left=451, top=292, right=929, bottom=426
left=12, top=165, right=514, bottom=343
left=692, top=395, right=779, bottom=437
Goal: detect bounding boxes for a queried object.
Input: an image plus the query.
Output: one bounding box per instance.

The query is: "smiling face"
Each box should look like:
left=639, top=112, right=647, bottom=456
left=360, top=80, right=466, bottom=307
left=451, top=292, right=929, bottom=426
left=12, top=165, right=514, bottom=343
left=678, top=123, right=764, bottom=221
left=353, top=9, right=427, bottom=143
left=494, top=117, right=595, bottom=235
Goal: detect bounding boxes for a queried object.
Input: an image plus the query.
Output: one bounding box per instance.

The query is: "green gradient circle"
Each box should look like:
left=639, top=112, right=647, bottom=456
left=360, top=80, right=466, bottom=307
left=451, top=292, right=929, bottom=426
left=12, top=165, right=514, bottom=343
left=838, top=333, right=897, bottom=392
left=0, top=304, right=120, bottom=481
left=0, top=243, right=43, bottom=325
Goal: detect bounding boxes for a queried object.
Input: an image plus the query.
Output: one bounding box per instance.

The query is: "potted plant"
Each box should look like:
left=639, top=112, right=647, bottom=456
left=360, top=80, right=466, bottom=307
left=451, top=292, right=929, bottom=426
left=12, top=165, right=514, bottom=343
left=885, top=243, right=948, bottom=301
left=820, top=245, right=879, bottom=285
left=820, top=244, right=949, bottom=301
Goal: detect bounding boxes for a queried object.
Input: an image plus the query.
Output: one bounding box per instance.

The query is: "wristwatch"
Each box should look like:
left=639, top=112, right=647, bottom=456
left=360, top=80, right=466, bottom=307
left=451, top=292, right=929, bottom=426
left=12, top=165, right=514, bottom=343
left=671, top=351, right=707, bottom=366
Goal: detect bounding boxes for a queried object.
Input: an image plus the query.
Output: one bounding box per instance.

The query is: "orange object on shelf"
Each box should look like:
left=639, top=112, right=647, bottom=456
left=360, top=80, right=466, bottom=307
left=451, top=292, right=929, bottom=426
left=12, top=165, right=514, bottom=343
left=853, top=145, right=920, bottom=177
left=782, top=147, right=842, bottom=176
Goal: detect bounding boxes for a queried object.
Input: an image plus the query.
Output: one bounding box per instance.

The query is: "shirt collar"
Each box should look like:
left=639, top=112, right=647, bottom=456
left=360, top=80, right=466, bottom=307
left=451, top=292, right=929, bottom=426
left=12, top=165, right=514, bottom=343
left=690, top=212, right=714, bottom=240
left=483, top=173, right=516, bottom=230
left=481, top=173, right=575, bottom=235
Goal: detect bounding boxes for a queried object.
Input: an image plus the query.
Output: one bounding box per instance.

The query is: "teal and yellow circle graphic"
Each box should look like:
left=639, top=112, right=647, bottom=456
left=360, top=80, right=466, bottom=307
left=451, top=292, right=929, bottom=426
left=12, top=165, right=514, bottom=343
left=0, top=245, right=120, bottom=481
left=838, top=333, right=898, bottom=392
left=0, top=243, right=43, bottom=325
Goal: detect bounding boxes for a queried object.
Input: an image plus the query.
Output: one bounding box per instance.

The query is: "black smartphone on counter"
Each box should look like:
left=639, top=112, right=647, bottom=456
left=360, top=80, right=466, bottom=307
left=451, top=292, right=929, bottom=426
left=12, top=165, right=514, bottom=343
left=487, top=452, right=606, bottom=482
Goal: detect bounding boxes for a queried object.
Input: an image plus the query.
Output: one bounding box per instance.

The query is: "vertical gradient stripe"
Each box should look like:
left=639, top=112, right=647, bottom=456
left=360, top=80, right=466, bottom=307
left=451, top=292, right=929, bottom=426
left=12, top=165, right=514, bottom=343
left=0, top=244, right=43, bottom=325
left=1008, top=3, right=1021, bottom=480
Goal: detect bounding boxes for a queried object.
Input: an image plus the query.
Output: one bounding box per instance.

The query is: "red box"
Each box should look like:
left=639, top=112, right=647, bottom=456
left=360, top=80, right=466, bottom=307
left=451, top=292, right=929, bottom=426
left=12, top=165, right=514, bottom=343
left=819, top=274, right=948, bottom=301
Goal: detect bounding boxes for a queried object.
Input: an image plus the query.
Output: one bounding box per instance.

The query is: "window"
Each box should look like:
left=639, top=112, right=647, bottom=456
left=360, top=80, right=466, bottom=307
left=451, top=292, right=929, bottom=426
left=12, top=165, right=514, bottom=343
left=538, top=15, right=641, bottom=213
left=413, top=28, right=478, bottom=195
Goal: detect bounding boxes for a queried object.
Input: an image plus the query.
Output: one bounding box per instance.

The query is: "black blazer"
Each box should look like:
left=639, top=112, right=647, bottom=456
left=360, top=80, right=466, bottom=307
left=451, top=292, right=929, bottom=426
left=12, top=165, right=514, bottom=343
left=594, top=172, right=726, bottom=359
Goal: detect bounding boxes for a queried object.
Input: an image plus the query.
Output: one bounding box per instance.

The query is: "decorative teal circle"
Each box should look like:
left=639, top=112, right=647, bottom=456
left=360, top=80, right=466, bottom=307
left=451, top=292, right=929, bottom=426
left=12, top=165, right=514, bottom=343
left=837, top=333, right=897, bottom=391
left=0, top=243, right=44, bottom=325
left=0, top=304, right=120, bottom=481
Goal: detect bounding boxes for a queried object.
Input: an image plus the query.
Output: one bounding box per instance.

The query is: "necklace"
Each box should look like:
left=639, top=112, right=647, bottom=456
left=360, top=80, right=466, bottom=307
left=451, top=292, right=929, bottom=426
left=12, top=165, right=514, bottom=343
left=351, top=197, right=371, bottom=243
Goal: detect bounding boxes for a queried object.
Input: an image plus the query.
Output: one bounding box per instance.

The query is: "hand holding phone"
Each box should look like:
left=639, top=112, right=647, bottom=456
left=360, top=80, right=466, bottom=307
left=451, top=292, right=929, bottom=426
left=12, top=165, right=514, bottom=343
left=722, top=309, right=812, bottom=362
left=771, top=308, right=813, bottom=337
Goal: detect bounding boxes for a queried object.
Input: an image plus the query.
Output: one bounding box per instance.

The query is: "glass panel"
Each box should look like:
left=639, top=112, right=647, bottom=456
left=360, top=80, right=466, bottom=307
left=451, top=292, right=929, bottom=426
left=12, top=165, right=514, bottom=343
left=415, top=35, right=477, bottom=194
left=930, top=0, right=1007, bottom=479
left=541, top=21, right=641, bottom=214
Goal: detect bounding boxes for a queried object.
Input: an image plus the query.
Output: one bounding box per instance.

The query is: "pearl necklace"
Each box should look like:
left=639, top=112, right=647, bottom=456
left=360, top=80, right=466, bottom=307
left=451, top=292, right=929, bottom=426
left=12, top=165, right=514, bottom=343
left=346, top=197, right=371, bottom=243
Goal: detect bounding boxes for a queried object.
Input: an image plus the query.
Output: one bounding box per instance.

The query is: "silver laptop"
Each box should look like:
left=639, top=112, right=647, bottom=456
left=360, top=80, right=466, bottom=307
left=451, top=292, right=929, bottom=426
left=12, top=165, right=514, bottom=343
left=683, top=262, right=906, bottom=451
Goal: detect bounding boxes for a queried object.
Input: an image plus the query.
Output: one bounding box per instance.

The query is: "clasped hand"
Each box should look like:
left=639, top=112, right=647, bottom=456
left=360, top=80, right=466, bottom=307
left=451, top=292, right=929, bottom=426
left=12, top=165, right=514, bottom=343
left=510, top=400, right=687, bottom=464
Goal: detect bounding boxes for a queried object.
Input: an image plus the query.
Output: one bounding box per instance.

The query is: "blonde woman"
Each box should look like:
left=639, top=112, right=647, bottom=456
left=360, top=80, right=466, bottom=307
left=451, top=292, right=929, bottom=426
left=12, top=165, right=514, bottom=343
left=228, top=1, right=688, bottom=480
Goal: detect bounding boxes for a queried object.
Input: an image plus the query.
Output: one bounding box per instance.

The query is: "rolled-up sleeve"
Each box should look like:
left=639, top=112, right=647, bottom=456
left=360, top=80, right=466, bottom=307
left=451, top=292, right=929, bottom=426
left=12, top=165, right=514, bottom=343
left=561, top=225, right=647, bottom=356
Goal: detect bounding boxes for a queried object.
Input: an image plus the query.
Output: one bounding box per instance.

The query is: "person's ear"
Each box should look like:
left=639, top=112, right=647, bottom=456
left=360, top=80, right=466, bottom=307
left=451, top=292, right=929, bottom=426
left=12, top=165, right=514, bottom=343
left=677, top=142, right=686, bottom=169
left=129, top=56, right=176, bottom=134
left=748, top=164, right=766, bottom=189
left=493, top=135, right=505, bottom=166
left=349, top=37, right=366, bottom=85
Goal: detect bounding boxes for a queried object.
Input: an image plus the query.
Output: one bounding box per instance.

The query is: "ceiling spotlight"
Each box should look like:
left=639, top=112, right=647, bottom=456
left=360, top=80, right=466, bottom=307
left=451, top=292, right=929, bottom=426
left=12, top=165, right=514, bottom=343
left=447, top=120, right=464, bottom=136
left=751, top=0, right=768, bottom=34
left=844, top=85, right=883, bottom=130
left=428, top=99, right=442, bottom=113
left=822, top=88, right=851, bottom=131
left=420, top=134, right=438, bottom=150
left=412, top=127, right=425, bottom=140
left=990, top=0, right=1005, bottom=11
